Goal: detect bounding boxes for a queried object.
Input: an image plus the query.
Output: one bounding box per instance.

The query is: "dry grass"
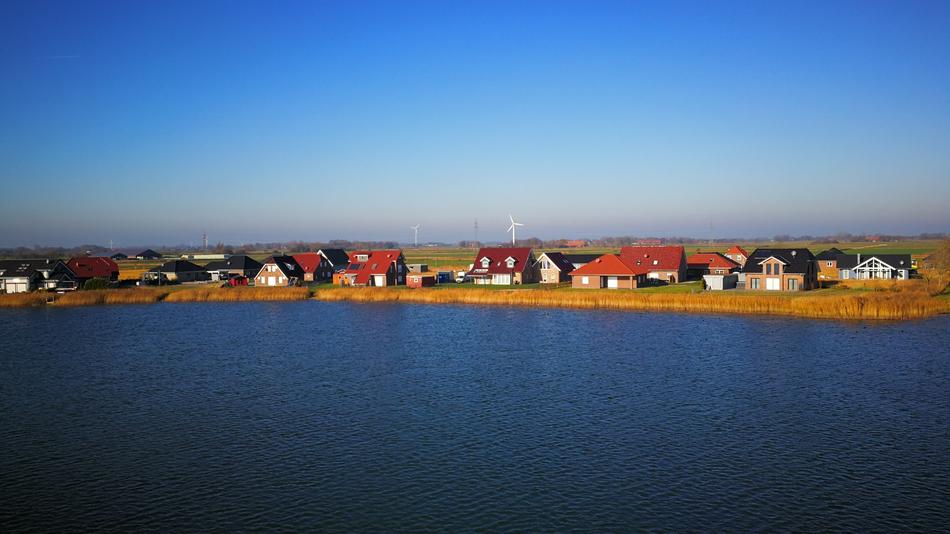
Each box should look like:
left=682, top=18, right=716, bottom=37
left=119, top=268, right=149, bottom=281
left=163, top=286, right=311, bottom=303
left=313, top=286, right=947, bottom=320
left=55, top=289, right=171, bottom=306
left=0, top=292, right=51, bottom=307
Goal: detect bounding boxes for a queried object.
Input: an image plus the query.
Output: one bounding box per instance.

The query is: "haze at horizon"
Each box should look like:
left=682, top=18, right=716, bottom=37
left=1, top=0, right=948, bottom=247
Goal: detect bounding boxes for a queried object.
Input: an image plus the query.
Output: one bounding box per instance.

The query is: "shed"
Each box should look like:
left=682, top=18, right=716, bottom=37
left=407, top=272, right=436, bottom=288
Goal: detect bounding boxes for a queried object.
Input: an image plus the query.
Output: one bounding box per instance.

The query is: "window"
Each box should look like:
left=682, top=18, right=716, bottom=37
left=788, top=278, right=798, bottom=291
left=826, top=261, right=833, bottom=267
left=581, top=276, right=589, bottom=285
left=506, top=259, right=515, bottom=268
left=356, top=254, right=368, bottom=262
left=766, top=264, right=771, bottom=275
left=653, top=260, right=659, bottom=265
left=481, top=258, right=490, bottom=268
left=751, top=278, right=760, bottom=289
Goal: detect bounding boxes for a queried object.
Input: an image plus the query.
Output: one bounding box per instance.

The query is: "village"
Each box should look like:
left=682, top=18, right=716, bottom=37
left=0, top=241, right=934, bottom=295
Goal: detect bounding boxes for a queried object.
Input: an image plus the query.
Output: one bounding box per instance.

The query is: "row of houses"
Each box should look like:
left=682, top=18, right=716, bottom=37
left=0, top=243, right=920, bottom=294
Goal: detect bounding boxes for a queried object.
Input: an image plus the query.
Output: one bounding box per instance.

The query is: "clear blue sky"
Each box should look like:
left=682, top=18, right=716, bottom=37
left=2, top=0, right=948, bottom=247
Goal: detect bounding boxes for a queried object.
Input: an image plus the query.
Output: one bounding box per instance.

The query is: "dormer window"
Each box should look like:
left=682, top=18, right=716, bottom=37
left=356, top=254, right=368, bottom=262
left=480, top=257, right=491, bottom=268
left=506, top=259, right=515, bottom=268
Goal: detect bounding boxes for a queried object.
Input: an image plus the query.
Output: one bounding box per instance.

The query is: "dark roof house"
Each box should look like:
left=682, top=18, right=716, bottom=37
left=741, top=248, right=816, bottom=274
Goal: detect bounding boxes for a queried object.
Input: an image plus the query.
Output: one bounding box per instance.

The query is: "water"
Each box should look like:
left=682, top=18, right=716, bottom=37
left=1, top=302, right=948, bottom=532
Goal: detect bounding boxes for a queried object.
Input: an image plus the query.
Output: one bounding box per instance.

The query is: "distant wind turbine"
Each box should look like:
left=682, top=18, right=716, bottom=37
left=410, top=224, right=421, bottom=247
left=507, top=214, right=524, bottom=245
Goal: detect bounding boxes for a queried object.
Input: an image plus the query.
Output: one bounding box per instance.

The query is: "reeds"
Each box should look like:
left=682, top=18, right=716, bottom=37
left=55, top=288, right=171, bottom=306
left=163, top=286, right=311, bottom=302
left=312, top=286, right=947, bottom=320
left=0, top=292, right=50, bottom=307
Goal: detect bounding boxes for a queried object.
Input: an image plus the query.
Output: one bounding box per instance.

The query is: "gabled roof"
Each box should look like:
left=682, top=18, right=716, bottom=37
left=836, top=254, right=911, bottom=270
left=149, top=260, right=205, bottom=273
left=0, top=259, right=70, bottom=278
left=204, top=255, right=262, bottom=272
left=344, top=250, right=404, bottom=285
left=570, top=254, right=650, bottom=276
left=466, top=247, right=534, bottom=276
left=815, top=247, right=846, bottom=260
left=136, top=249, right=162, bottom=258
left=260, top=255, right=305, bottom=278
left=562, top=253, right=601, bottom=265
left=66, top=257, right=119, bottom=279
left=292, top=253, right=323, bottom=274
left=537, top=252, right=576, bottom=273
left=726, top=245, right=749, bottom=257
left=619, top=246, right=686, bottom=272
left=318, top=248, right=350, bottom=267
left=741, top=248, right=815, bottom=274
left=687, top=252, right=740, bottom=270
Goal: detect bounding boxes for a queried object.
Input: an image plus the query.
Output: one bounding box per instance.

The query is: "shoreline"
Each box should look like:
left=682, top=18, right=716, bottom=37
left=1, top=285, right=947, bottom=320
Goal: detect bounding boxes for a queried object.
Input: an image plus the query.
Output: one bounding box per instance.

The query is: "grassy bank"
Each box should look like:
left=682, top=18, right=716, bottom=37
left=2, top=276, right=947, bottom=320
left=313, top=283, right=949, bottom=320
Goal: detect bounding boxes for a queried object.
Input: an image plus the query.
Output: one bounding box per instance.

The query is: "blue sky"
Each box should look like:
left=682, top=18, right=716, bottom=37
left=1, top=1, right=948, bottom=246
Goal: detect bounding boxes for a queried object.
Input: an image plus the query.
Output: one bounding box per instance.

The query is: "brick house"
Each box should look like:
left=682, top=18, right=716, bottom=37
left=255, top=256, right=305, bottom=287
left=536, top=252, right=576, bottom=284
left=619, top=246, right=687, bottom=284
left=569, top=254, right=649, bottom=289
left=723, top=245, right=750, bottom=268
left=466, top=247, right=539, bottom=285
left=815, top=247, right=846, bottom=281
left=742, top=248, right=817, bottom=291
left=342, top=250, right=407, bottom=286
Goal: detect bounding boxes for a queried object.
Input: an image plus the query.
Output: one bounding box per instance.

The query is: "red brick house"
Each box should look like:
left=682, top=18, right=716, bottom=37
left=406, top=272, right=436, bottom=288
left=723, top=245, right=749, bottom=267
left=619, top=246, right=687, bottom=284
left=686, top=252, right=740, bottom=278
left=536, top=252, right=576, bottom=284
left=67, top=257, right=119, bottom=283
left=292, top=253, right=335, bottom=282
left=255, top=256, right=305, bottom=287
left=342, top=250, right=407, bottom=287
left=466, top=247, right=539, bottom=285
left=569, top=254, right=649, bottom=289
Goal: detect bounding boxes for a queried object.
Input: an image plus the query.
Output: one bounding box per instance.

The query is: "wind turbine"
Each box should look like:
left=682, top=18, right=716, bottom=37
left=507, top=214, right=524, bottom=245
left=410, top=224, right=421, bottom=247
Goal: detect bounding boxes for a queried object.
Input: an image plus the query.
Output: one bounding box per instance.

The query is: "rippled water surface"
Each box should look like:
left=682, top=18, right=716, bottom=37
left=1, top=302, right=948, bottom=531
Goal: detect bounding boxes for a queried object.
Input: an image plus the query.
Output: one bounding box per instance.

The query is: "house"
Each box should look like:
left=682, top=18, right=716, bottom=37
left=342, top=250, right=407, bottom=286
left=291, top=253, right=330, bottom=282
left=837, top=254, right=912, bottom=280
left=143, top=260, right=209, bottom=284
left=66, top=257, right=119, bottom=283
left=686, top=252, right=740, bottom=279
left=255, top=256, right=305, bottom=287
left=815, top=247, right=846, bottom=281
left=110, top=252, right=128, bottom=260
left=619, top=246, right=687, bottom=283
left=466, top=247, right=539, bottom=285
left=569, top=254, right=648, bottom=289
left=741, top=248, right=817, bottom=291
left=135, top=249, right=162, bottom=260
left=204, top=255, right=263, bottom=281
left=536, top=252, right=576, bottom=284
left=318, top=249, right=350, bottom=275
left=723, top=245, right=750, bottom=267
left=0, top=259, right=77, bottom=293
left=406, top=272, right=436, bottom=288
left=563, top=239, right=588, bottom=248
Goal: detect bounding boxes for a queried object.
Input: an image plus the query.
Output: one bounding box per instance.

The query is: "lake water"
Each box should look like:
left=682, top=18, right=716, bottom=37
left=1, top=302, right=948, bottom=532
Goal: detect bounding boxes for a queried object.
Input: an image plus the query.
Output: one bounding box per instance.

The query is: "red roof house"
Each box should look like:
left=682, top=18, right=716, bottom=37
left=619, top=246, right=687, bottom=283
left=291, top=252, right=334, bottom=282
left=466, top=247, right=539, bottom=285
left=723, top=245, right=750, bottom=267
left=343, top=250, right=407, bottom=286
left=687, top=252, right=740, bottom=277
left=66, top=257, right=119, bottom=282
left=569, top=254, right=649, bottom=289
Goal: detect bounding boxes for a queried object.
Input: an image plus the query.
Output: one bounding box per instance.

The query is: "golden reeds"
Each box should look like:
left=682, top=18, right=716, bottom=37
left=55, top=289, right=171, bottom=306
left=163, top=286, right=311, bottom=302
left=312, top=286, right=946, bottom=320
left=0, top=292, right=50, bottom=307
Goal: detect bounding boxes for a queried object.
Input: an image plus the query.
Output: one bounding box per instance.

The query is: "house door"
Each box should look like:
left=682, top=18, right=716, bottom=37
left=606, top=276, right=619, bottom=289
left=493, top=274, right=511, bottom=285
left=268, top=276, right=276, bottom=286
left=374, top=275, right=386, bottom=286
left=766, top=278, right=780, bottom=291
